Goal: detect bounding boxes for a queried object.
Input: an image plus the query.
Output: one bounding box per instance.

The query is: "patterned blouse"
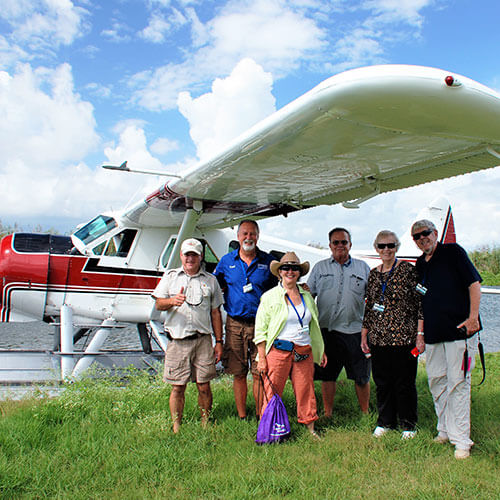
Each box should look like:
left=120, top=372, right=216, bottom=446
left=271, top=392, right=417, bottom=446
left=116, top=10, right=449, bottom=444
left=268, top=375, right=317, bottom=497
left=362, top=260, right=423, bottom=347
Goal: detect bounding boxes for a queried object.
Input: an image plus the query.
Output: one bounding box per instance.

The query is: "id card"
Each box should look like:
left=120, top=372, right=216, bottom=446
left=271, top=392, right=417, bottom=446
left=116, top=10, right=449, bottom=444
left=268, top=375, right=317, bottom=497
left=243, top=283, right=253, bottom=293
left=298, top=325, right=310, bottom=335
left=416, top=283, right=427, bottom=295
left=373, top=303, right=385, bottom=313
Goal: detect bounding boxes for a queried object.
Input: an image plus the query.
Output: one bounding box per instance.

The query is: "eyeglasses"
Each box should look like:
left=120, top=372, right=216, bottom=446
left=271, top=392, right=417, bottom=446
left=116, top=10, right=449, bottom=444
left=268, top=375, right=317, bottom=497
left=412, top=229, right=433, bottom=241
left=377, top=243, right=397, bottom=249
left=331, top=240, right=349, bottom=246
left=280, top=264, right=301, bottom=272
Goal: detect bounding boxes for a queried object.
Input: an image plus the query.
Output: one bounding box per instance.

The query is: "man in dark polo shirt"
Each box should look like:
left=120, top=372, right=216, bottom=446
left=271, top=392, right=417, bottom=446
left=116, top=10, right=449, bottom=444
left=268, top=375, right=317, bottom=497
left=412, top=219, right=481, bottom=459
left=214, top=220, right=277, bottom=418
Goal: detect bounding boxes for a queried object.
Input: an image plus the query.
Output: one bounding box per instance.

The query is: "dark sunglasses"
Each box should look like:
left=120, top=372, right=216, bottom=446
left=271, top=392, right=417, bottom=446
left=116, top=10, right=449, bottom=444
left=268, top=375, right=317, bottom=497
left=331, top=240, right=349, bottom=246
left=280, top=264, right=301, bottom=272
left=412, top=229, right=433, bottom=241
left=377, top=243, right=397, bottom=249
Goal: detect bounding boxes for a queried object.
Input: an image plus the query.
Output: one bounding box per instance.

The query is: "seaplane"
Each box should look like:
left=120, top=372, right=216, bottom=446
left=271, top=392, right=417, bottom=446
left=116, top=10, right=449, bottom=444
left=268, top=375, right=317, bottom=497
left=1, top=64, right=499, bottom=380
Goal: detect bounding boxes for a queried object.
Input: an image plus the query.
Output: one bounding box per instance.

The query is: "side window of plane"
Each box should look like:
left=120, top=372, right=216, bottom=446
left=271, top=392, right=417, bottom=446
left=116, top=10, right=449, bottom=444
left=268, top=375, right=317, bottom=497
left=229, top=240, right=239, bottom=252
left=92, top=241, right=106, bottom=255
left=198, top=239, right=219, bottom=273
left=103, top=229, right=138, bottom=257
left=161, top=237, right=177, bottom=268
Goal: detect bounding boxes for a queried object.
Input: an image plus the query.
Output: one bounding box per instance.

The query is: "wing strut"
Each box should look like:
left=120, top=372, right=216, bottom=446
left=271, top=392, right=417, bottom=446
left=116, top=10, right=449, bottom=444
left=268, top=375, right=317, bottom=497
left=166, top=202, right=203, bottom=270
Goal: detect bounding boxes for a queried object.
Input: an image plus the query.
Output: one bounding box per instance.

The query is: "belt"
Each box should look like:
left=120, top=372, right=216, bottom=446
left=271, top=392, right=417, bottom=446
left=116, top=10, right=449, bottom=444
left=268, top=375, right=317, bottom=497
left=229, top=315, right=255, bottom=326
left=166, top=332, right=204, bottom=341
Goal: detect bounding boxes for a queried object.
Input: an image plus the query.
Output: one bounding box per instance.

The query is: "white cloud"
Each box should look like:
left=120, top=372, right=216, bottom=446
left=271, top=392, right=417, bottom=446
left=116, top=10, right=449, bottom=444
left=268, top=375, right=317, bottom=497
left=363, top=0, right=432, bottom=28
left=85, top=81, right=112, bottom=98
left=1, top=0, right=89, bottom=53
left=0, top=63, right=107, bottom=218
left=139, top=13, right=171, bottom=43
left=132, top=0, right=326, bottom=110
left=150, top=137, right=180, bottom=155
left=103, top=124, right=164, bottom=172
left=177, top=58, right=276, bottom=160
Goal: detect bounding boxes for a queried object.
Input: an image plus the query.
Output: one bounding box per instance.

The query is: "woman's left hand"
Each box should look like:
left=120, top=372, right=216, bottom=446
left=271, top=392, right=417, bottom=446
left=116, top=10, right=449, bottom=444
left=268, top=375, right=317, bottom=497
left=320, top=353, right=327, bottom=368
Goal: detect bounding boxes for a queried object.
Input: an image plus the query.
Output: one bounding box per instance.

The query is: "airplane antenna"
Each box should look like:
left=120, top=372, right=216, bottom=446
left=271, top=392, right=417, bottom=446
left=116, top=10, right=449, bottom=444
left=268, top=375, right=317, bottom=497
left=102, top=161, right=182, bottom=178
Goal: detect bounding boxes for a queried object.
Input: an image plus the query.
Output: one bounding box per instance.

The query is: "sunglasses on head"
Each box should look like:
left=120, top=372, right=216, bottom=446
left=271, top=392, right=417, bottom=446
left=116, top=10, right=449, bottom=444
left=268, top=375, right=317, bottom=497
left=377, top=243, right=397, bottom=249
left=280, top=264, right=301, bottom=272
left=412, top=229, right=433, bottom=241
left=331, top=240, right=349, bottom=246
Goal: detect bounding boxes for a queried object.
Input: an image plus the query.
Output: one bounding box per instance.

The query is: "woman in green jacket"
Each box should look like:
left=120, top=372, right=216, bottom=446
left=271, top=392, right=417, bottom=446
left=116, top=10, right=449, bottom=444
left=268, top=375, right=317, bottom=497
left=255, top=252, right=327, bottom=437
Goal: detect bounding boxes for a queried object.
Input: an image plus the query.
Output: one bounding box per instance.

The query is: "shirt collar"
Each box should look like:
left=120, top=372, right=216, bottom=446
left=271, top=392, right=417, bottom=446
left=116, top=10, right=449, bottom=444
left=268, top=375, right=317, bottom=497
left=331, top=255, right=352, bottom=267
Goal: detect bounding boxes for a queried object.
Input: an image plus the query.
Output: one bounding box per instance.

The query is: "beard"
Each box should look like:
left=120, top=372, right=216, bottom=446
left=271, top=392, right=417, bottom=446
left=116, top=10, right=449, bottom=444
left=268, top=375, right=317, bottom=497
left=242, top=240, right=256, bottom=252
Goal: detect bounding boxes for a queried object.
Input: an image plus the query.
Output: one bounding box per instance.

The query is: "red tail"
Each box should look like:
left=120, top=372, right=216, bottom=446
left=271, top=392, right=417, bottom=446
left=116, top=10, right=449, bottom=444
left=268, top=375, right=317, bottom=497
left=440, top=206, right=456, bottom=244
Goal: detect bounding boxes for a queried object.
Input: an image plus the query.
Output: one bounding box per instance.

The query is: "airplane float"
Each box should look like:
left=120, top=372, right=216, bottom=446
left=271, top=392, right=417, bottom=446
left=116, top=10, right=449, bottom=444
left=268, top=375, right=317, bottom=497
left=1, top=64, right=499, bottom=379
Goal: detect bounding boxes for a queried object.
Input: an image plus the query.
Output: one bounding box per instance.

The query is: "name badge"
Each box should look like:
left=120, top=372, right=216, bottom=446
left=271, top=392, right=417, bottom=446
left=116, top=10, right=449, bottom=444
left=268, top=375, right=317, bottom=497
left=243, top=283, right=253, bottom=293
left=416, top=283, right=427, bottom=296
left=298, top=325, right=310, bottom=335
left=373, top=303, right=385, bottom=313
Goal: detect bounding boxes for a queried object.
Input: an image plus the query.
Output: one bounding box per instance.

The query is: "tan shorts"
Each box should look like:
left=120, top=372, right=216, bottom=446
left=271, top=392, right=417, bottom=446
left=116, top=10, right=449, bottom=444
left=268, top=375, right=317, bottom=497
left=163, top=334, right=216, bottom=385
left=223, top=316, right=258, bottom=377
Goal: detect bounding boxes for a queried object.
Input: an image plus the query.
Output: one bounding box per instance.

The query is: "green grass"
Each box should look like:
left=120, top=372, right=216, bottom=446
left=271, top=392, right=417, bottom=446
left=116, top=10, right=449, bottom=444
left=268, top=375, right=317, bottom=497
left=1, top=356, right=500, bottom=500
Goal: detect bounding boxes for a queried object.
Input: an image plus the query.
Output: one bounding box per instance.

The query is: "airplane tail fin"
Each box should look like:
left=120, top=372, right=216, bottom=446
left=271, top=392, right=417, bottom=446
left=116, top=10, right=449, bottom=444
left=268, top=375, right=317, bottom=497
left=398, top=197, right=455, bottom=257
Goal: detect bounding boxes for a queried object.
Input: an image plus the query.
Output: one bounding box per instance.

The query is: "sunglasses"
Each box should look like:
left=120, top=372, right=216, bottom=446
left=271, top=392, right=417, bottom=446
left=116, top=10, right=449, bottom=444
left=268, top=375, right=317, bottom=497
left=412, top=229, right=433, bottom=241
left=331, top=240, right=349, bottom=246
left=280, top=264, right=301, bottom=272
left=377, top=243, right=397, bottom=249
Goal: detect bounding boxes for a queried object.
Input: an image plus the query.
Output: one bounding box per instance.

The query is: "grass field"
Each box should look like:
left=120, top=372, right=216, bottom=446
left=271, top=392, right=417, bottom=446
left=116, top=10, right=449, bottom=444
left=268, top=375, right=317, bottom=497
left=1, top=354, right=499, bottom=499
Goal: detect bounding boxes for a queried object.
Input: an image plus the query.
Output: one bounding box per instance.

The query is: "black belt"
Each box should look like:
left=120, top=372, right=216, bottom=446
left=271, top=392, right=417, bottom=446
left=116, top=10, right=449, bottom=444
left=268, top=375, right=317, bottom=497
left=166, top=332, right=204, bottom=341
left=229, top=315, right=255, bottom=326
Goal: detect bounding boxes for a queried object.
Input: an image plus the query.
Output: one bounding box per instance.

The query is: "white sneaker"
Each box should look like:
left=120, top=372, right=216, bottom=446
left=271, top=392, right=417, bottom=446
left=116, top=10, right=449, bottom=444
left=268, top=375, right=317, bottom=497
left=373, top=426, right=389, bottom=437
left=401, top=430, right=417, bottom=440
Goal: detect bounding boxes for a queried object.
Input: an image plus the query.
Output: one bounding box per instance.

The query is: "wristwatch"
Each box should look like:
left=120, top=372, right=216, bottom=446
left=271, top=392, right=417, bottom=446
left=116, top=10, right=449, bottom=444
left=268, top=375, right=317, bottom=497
left=417, top=331, right=424, bottom=336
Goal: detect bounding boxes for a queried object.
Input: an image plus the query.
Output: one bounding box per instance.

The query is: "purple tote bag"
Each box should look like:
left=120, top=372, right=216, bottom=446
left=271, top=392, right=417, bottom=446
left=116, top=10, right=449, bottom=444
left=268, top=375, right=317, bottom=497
left=256, top=393, right=291, bottom=444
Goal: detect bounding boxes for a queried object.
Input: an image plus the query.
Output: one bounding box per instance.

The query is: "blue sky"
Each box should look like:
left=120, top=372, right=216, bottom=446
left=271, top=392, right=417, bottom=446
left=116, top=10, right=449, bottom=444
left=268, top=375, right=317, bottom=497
left=1, top=0, right=499, bottom=250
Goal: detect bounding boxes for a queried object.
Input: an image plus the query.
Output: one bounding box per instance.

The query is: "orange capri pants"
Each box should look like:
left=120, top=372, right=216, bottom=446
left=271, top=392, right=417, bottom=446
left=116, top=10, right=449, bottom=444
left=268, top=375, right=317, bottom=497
left=261, top=344, right=318, bottom=425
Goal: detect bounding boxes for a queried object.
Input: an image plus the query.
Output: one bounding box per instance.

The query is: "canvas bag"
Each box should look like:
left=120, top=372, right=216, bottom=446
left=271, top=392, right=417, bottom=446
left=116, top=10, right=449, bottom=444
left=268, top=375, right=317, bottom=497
left=256, top=375, right=291, bottom=444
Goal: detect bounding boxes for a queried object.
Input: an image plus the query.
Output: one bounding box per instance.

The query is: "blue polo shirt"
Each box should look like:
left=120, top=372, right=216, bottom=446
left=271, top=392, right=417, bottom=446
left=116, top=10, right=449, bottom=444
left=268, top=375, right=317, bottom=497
left=415, top=242, right=481, bottom=344
left=214, top=248, right=277, bottom=319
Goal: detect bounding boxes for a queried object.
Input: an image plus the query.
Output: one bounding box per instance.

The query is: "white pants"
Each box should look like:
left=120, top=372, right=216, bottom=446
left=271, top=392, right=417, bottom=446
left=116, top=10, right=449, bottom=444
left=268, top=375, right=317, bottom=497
left=425, top=338, right=477, bottom=450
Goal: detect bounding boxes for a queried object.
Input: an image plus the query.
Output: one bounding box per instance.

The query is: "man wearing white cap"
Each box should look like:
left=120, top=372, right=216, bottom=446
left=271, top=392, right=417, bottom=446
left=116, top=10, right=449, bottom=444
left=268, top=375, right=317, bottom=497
left=153, top=238, right=224, bottom=433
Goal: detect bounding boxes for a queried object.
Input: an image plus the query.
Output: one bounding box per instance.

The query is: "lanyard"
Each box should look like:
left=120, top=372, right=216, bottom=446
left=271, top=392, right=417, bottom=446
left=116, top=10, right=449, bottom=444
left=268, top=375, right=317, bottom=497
left=285, top=293, right=306, bottom=327
left=238, top=258, right=250, bottom=284
left=379, top=259, right=397, bottom=303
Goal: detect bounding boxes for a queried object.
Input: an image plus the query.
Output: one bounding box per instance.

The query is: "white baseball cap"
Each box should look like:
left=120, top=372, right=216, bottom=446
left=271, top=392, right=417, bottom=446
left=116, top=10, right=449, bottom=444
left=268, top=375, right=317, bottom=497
left=181, top=238, right=203, bottom=256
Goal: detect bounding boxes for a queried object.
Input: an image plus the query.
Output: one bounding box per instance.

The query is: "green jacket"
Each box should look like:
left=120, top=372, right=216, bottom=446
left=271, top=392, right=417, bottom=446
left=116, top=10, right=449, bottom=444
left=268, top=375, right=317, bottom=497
left=254, top=284, right=324, bottom=363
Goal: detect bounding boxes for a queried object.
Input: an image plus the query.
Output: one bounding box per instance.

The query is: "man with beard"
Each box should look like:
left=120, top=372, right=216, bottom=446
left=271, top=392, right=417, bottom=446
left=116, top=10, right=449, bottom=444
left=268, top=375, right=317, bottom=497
left=215, top=220, right=277, bottom=419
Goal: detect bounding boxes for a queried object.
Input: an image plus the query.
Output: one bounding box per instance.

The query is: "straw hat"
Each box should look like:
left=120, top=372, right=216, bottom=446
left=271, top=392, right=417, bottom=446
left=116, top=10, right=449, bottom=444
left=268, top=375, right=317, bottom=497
left=270, top=252, right=310, bottom=277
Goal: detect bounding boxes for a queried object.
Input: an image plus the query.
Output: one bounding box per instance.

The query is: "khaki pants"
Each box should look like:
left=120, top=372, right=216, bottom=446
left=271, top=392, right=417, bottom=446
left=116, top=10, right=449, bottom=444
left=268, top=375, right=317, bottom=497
left=426, top=338, right=476, bottom=450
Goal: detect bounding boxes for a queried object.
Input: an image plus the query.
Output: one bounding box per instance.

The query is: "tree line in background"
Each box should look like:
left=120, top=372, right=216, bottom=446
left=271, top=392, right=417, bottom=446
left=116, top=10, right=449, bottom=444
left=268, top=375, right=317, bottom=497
left=469, top=246, right=500, bottom=286
left=0, top=220, right=499, bottom=286
left=0, top=220, right=61, bottom=240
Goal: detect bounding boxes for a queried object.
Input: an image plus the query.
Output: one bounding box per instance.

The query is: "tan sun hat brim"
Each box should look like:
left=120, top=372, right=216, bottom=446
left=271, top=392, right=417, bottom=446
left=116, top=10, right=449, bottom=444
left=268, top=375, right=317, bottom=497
left=270, top=252, right=310, bottom=277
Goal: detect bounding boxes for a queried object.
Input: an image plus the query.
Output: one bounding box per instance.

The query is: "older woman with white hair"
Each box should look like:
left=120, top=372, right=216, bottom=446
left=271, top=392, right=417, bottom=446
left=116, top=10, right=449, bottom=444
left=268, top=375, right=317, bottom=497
left=361, top=230, right=424, bottom=439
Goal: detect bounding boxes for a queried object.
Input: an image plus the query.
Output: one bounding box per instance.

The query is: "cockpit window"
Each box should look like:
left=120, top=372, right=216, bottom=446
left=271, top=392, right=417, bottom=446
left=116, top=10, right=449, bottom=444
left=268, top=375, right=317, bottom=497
left=73, top=215, right=116, bottom=245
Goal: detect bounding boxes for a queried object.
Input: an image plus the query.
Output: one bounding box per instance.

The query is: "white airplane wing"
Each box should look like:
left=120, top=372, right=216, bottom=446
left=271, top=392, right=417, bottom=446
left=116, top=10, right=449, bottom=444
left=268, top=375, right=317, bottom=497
left=121, top=65, right=500, bottom=229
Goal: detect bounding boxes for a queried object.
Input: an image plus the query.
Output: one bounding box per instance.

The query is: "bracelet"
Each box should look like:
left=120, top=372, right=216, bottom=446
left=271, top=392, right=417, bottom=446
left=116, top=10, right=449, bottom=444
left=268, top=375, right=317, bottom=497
left=215, top=339, right=223, bottom=344
left=417, top=331, right=424, bottom=336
